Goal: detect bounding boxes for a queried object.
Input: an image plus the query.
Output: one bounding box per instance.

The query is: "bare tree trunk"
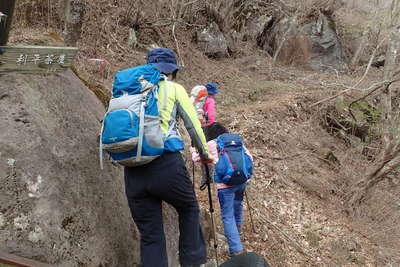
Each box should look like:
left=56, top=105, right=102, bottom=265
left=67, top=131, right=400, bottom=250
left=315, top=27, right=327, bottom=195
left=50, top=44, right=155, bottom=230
left=381, top=0, right=400, bottom=151
left=273, top=15, right=298, bottom=62
left=57, top=0, right=68, bottom=24
left=350, top=1, right=380, bottom=67
left=63, top=0, right=87, bottom=46
left=205, top=2, right=226, bottom=33
left=347, top=146, right=400, bottom=207
left=384, top=26, right=400, bottom=81
left=346, top=0, right=400, bottom=209
left=350, top=28, right=370, bottom=68
left=0, top=0, right=17, bottom=46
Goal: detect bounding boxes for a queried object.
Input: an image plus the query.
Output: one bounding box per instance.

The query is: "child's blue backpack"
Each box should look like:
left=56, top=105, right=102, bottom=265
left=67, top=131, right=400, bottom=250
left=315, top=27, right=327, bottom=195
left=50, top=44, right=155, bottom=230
left=214, top=133, right=253, bottom=185
left=99, top=64, right=165, bottom=168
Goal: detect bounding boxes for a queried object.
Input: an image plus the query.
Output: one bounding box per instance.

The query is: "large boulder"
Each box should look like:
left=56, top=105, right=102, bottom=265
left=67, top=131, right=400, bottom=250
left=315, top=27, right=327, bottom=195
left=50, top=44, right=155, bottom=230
left=243, top=15, right=273, bottom=43
left=0, top=71, right=179, bottom=266
left=196, top=22, right=229, bottom=58
left=303, top=13, right=347, bottom=71
left=270, top=13, right=347, bottom=72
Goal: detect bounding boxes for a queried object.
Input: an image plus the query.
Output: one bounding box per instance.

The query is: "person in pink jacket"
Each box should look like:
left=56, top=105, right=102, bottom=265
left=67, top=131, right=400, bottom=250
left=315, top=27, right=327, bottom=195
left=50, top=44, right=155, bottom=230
left=202, top=82, right=219, bottom=127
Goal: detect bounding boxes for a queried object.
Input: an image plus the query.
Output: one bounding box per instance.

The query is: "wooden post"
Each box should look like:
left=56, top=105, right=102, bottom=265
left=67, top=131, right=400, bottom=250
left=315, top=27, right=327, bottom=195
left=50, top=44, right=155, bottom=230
left=0, top=250, right=54, bottom=267
left=0, top=0, right=17, bottom=46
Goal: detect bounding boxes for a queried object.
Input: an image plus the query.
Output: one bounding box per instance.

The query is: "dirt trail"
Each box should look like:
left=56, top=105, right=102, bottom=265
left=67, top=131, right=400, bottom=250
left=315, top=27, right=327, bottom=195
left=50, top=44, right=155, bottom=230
left=193, top=75, right=385, bottom=266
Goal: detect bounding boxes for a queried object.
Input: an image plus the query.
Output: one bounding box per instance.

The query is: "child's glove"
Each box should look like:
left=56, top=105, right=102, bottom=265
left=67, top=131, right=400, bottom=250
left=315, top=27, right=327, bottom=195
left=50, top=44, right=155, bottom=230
left=190, top=147, right=201, bottom=162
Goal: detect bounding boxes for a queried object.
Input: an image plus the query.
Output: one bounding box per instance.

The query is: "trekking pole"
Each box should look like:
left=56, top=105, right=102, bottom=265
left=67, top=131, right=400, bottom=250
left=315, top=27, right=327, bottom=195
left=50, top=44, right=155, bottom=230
left=200, top=164, right=219, bottom=266
left=192, top=160, right=195, bottom=185
left=245, top=191, right=257, bottom=233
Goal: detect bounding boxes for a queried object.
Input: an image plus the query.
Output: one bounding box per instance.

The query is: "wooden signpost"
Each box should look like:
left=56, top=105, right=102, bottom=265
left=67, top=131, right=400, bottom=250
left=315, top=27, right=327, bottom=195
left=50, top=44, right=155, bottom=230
left=0, top=45, right=78, bottom=73
left=0, top=0, right=78, bottom=74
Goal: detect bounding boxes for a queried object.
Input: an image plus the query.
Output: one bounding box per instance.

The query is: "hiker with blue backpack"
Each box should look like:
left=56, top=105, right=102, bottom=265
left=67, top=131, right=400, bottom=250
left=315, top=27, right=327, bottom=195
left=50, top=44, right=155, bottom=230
left=192, top=125, right=253, bottom=258
left=100, top=48, right=212, bottom=267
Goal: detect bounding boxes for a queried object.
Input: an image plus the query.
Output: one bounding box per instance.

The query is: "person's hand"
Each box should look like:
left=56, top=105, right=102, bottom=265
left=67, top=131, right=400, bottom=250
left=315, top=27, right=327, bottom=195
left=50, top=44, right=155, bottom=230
left=191, top=147, right=200, bottom=162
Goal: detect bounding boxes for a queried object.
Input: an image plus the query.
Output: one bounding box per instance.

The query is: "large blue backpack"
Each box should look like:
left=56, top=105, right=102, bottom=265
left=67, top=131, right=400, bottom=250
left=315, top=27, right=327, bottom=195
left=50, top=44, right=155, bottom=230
left=214, top=133, right=253, bottom=185
left=99, top=64, right=165, bottom=168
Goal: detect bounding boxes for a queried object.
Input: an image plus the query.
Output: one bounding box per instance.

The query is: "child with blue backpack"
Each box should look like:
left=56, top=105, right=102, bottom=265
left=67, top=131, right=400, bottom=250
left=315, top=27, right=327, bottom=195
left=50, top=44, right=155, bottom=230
left=192, top=124, right=253, bottom=257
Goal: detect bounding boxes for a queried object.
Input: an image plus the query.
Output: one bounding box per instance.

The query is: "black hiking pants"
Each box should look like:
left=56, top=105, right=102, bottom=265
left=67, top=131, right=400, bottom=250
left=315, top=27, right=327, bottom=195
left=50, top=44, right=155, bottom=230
left=124, top=151, right=207, bottom=267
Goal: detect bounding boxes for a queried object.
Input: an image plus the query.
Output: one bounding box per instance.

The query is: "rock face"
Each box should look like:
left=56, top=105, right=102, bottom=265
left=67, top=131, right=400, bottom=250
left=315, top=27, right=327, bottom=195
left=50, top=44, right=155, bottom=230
left=196, top=22, right=229, bottom=58
left=243, top=15, right=273, bottom=43
left=302, top=14, right=347, bottom=72
left=0, top=71, right=179, bottom=266
left=270, top=13, right=347, bottom=72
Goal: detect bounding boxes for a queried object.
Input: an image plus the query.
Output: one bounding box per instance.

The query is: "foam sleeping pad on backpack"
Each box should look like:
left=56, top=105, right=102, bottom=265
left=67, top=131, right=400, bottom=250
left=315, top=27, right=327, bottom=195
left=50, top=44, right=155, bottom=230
left=218, top=252, right=270, bottom=267
left=190, top=85, right=208, bottom=124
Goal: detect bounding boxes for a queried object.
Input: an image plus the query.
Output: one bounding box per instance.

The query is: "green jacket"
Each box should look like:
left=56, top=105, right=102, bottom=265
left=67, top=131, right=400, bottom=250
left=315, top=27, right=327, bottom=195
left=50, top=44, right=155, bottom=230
left=158, top=80, right=209, bottom=159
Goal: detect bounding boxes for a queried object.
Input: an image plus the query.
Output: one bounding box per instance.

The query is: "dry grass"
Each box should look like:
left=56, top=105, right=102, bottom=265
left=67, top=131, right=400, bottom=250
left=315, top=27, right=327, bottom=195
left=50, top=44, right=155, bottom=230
left=13, top=0, right=59, bottom=28
left=275, top=34, right=312, bottom=66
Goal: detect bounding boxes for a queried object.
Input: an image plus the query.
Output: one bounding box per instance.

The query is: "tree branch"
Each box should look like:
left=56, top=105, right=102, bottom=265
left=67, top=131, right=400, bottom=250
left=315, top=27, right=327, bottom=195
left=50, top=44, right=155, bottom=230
left=348, top=80, right=395, bottom=122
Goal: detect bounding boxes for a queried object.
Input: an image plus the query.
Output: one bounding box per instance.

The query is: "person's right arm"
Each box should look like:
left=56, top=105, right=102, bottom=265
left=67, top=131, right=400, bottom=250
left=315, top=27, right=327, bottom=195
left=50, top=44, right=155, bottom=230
left=174, top=83, right=210, bottom=159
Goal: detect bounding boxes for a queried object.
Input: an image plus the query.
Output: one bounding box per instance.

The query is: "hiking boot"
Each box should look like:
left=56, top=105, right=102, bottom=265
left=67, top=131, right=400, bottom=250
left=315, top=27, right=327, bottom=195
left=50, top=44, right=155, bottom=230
left=182, top=261, right=216, bottom=267
left=229, top=250, right=243, bottom=258
left=182, top=263, right=205, bottom=267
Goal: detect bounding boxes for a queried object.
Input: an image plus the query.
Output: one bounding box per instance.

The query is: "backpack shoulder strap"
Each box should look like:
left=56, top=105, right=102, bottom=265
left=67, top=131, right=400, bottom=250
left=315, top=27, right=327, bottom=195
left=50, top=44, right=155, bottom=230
left=162, top=81, right=168, bottom=110
left=215, top=135, right=225, bottom=153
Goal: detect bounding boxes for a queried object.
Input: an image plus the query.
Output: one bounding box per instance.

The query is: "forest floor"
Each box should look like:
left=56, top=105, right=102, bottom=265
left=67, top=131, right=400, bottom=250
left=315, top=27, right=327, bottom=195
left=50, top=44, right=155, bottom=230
left=192, top=65, right=390, bottom=266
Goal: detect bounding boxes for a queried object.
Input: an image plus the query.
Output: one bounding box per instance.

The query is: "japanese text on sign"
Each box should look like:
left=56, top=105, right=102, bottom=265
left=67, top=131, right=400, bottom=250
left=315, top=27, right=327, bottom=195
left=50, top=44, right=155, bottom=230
left=16, top=54, right=66, bottom=65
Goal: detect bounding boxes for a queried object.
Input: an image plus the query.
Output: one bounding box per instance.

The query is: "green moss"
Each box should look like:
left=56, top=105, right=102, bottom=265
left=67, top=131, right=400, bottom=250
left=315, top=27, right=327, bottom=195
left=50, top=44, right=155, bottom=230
left=31, top=39, right=48, bottom=45
left=351, top=101, right=381, bottom=124
left=247, top=81, right=292, bottom=101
